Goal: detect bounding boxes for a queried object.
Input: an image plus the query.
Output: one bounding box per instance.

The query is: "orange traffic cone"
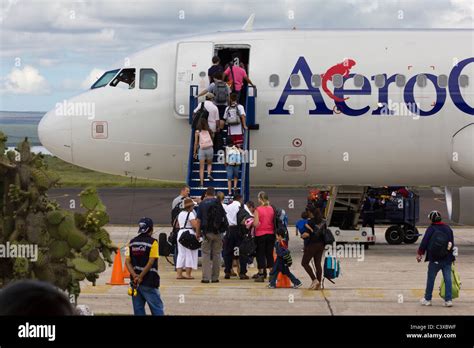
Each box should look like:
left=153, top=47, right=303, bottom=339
left=276, top=272, right=292, bottom=288
left=107, top=248, right=127, bottom=285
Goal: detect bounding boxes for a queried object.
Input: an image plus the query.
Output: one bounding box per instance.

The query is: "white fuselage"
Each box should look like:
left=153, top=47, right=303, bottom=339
left=38, top=29, right=474, bottom=187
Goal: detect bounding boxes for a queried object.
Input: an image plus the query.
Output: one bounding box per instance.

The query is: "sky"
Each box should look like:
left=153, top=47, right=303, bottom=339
left=0, top=0, right=473, bottom=112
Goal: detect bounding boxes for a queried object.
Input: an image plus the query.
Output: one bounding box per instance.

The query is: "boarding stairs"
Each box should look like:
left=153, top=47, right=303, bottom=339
left=186, top=86, right=257, bottom=203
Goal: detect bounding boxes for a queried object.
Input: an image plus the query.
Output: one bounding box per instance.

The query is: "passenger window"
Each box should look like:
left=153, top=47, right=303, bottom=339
left=332, top=74, right=343, bottom=88
left=459, top=74, right=469, bottom=88
left=269, top=74, right=279, bottom=87
left=395, top=74, right=406, bottom=87
left=416, top=74, right=427, bottom=88
left=374, top=74, right=385, bottom=88
left=437, top=74, right=448, bottom=88
left=139, top=69, right=157, bottom=89
left=110, top=68, right=136, bottom=89
left=311, top=74, right=321, bottom=88
left=354, top=74, right=364, bottom=88
left=91, top=69, right=120, bottom=89
left=290, top=74, right=300, bottom=87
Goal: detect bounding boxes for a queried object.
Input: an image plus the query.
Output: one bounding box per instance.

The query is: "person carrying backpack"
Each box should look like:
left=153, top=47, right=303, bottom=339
left=301, top=207, right=326, bottom=290
left=193, top=92, right=220, bottom=133
left=224, top=138, right=242, bottom=195
left=199, top=72, right=231, bottom=120
left=268, top=229, right=302, bottom=289
left=223, top=93, right=247, bottom=148
left=193, top=117, right=215, bottom=187
left=196, top=187, right=228, bottom=283
left=417, top=211, right=455, bottom=307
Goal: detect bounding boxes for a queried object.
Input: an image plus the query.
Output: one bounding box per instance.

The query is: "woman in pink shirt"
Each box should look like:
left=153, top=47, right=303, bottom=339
left=224, top=62, right=256, bottom=103
left=252, top=191, right=275, bottom=282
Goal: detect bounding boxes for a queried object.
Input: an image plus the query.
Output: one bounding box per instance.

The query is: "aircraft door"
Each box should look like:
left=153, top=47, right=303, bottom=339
left=175, top=41, right=214, bottom=117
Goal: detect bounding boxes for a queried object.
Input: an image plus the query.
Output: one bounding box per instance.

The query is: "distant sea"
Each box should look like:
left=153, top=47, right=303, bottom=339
left=0, top=111, right=45, bottom=148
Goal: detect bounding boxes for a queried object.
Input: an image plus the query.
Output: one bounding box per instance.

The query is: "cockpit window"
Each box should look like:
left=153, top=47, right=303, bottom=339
left=139, top=69, right=157, bottom=89
left=91, top=69, right=120, bottom=89
left=110, top=68, right=136, bottom=89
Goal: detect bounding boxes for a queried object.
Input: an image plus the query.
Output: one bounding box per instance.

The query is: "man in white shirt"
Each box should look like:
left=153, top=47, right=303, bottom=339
left=193, top=93, right=220, bottom=133
left=223, top=194, right=249, bottom=280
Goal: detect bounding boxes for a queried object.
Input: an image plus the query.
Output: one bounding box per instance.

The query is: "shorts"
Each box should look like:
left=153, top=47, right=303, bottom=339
left=226, top=165, right=240, bottom=180
left=198, top=147, right=214, bottom=161
left=230, top=134, right=243, bottom=147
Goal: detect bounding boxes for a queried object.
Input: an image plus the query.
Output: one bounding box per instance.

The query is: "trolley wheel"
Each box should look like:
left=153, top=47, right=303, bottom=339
left=403, top=226, right=419, bottom=244
left=385, top=225, right=405, bottom=245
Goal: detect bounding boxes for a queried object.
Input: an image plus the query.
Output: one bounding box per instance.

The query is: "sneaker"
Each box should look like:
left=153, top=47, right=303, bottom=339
left=293, top=282, right=303, bottom=289
left=444, top=301, right=453, bottom=307
left=230, top=271, right=238, bottom=277
left=308, top=279, right=318, bottom=290
left=251, top=273, right=260, bottom=279
left=201, top=280, right=210, bottom=284
left=224, top=273, right=231, bottom=279
left=420, top=298, right=432, bottom=306
left=254, top=275, right=265, bottom=283
left=267, top=284, right=276, bottom=289
left=239, top=274, right=250, bottom=280
left=211, top=279, right=219, bottom=283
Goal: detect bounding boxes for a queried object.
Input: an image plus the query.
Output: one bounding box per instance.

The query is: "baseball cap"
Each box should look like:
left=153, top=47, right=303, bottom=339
left=138, top=217, right=153, bottom=234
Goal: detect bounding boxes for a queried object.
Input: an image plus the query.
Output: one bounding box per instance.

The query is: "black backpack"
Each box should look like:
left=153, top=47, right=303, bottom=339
left=239, top=234, right=257, bottom=257
left=428, top=227, right=450, bottom=261
left=320, top=222, right=335, bottom=245
left=206, top=201, right=229, bottom=234
left=192, top=102, right=209, bottom=129
left=159, top=232, right=172, bottom=257
left=169, top=199, right=184, bottom=246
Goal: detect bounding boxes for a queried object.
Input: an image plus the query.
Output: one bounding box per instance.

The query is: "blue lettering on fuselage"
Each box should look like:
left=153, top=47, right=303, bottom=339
left=269, top=56, right=474, bottom=116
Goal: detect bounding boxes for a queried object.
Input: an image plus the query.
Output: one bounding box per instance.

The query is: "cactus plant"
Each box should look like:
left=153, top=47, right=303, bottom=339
left=0, top=133, right=117, bottom=301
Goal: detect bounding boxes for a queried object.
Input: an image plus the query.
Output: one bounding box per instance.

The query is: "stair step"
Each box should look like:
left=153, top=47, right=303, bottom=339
left=191, top=178, right=239, bottom=182
left=192, top=170, right=230, bottom=174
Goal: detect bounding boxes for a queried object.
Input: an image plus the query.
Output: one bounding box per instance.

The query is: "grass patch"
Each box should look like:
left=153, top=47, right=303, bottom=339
left=43, top=155, right=183, bottom=188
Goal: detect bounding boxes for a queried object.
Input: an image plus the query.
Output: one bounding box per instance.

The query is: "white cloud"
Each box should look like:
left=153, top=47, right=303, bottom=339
left=2, top=65, right=50, bottom=95
left=38, top=58, right=60, bottom=67
left=81, top=68, right=105, bottom=89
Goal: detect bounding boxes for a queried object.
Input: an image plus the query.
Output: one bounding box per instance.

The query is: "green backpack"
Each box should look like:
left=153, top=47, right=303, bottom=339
left=439, top=264, right=461, bottom=300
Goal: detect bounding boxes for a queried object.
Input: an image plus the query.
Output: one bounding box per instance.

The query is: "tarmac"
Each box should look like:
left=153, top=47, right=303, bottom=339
left=50, top=187, right=451, bottom=225
left=77, top=225, right=474, bottom=315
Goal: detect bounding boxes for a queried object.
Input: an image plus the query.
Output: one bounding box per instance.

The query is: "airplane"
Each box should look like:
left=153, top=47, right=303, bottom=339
left=38, top=17, right=474, bottom=244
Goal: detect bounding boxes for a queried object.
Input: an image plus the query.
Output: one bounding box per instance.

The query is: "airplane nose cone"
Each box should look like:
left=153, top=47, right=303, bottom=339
left=38, top=108, right=72, bottom=162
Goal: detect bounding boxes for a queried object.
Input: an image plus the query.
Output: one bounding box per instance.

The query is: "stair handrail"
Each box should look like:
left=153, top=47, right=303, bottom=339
left=189, top=85, right=199, bottom=125
left=187, top=85, right=199, bottom=189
